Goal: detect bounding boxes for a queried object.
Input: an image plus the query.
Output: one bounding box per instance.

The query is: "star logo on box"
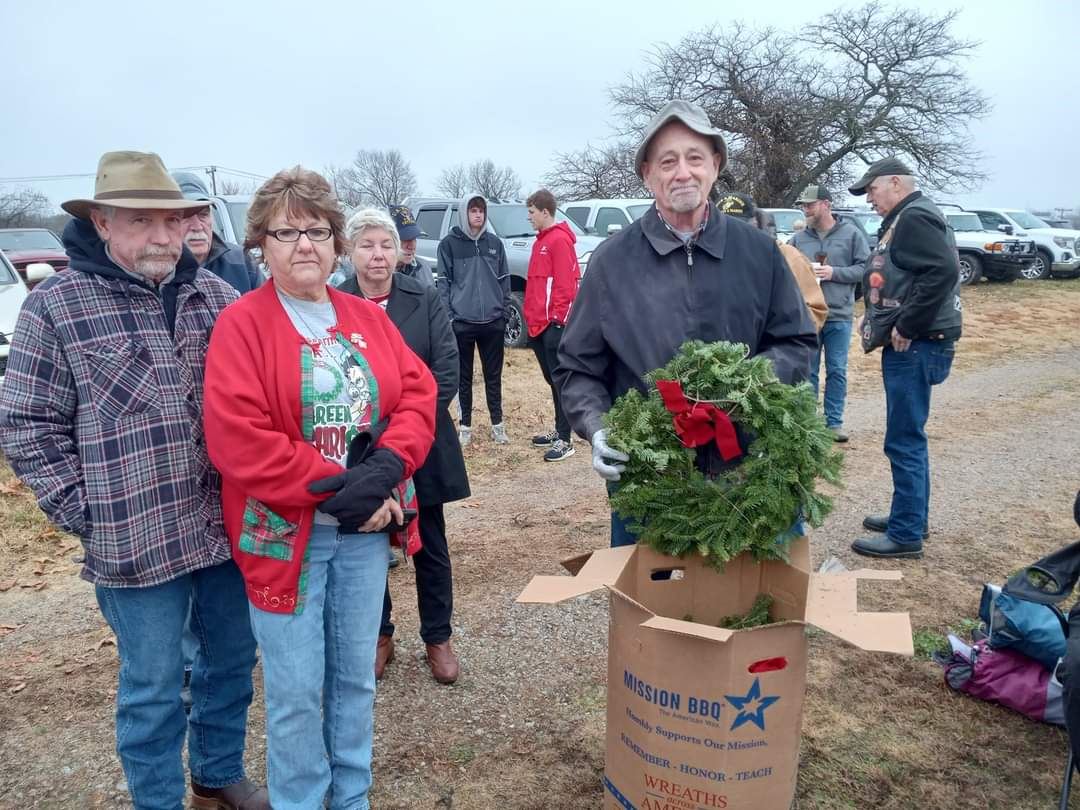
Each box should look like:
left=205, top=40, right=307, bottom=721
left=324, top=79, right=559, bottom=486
left=725, top=678, right=779, bottom=731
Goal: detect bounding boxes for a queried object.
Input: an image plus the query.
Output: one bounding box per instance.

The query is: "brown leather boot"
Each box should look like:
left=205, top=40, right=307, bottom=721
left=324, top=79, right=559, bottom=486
left=190, top=777, right=270, bottom=809
left=374, top=634, right=394, bottom=680
left=425, top=641, right=460, bottom=684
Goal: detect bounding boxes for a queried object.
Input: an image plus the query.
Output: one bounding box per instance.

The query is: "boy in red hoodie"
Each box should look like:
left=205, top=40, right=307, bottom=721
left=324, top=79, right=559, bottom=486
left=524, top=189, right=580, bottom=461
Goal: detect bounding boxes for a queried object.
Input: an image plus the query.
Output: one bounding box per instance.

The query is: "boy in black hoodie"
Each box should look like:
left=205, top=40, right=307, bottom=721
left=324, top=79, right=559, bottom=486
left=436, top=194, right=512, bottom=446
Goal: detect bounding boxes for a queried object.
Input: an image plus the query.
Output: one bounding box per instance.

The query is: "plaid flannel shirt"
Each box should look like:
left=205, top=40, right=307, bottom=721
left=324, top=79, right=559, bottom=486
left=0, top=267, right=239, bottom=587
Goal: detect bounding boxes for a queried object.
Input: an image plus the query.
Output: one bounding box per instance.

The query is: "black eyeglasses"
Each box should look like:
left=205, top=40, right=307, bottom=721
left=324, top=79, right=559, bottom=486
left=267, top=227, right=333, bottom=243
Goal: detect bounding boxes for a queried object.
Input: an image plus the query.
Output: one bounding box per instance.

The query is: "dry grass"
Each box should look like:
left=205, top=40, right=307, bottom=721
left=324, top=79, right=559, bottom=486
left=2, top=278, right=1080, bottom=808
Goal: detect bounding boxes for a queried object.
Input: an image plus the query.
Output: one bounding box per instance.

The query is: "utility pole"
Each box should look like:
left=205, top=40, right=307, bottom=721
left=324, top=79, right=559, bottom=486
left=206, top=166, right=217, bottom=195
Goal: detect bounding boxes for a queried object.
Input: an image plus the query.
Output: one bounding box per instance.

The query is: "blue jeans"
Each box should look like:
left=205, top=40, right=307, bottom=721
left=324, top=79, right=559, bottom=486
left=809, top=319, right=852, bottom=429
left=248, top=525, right=387, bottom=810
left=95, top=560, right=257, bottom=810
left=882, top=340, right=955, bottom=545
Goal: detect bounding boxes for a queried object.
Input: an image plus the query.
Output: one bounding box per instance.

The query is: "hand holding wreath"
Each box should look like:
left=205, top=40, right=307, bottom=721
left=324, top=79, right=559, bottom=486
left=604, top=340, right=843, bottom=565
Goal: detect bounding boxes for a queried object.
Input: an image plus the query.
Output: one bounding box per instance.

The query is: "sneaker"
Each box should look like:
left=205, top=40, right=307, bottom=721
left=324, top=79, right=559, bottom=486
left=458, top=425, right=472, bottom=447
left=544, top=439, right=575, bottom=462
left=532, top=430, right=558, bottom=447
left=491, top=423, right=510, bottom=445
left=829, top=426, right=849, bottom=443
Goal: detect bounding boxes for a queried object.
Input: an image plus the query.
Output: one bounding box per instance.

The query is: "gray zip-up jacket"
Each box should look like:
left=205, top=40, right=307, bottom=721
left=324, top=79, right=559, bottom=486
left=788, top=219, right=869, bottom=322
left=435, top=194, right=511, bottom=324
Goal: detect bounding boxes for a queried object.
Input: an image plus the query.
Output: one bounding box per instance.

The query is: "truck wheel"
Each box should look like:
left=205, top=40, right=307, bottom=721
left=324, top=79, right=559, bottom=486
left=957, top=253, right=982, bottom=285
left=1022, top=250, right=1053, bottom=280
left=504, top=292, right=527, bottom=348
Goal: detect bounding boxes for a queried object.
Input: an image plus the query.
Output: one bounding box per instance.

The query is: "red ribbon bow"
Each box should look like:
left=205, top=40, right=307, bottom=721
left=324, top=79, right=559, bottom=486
left=655, top=379, right=742, bottom=461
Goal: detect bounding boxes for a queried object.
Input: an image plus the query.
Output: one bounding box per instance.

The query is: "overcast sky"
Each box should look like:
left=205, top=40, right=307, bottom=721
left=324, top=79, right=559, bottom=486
left=3, top=0, right=1077, bottom=215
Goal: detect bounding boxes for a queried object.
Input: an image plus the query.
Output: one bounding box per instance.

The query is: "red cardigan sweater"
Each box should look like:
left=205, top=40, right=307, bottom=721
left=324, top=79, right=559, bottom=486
left=203, top=281, right=436, bottom=614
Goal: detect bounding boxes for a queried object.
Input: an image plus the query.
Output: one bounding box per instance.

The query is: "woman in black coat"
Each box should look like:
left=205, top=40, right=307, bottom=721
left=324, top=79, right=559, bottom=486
left=340, top=208, right=470, bottom=684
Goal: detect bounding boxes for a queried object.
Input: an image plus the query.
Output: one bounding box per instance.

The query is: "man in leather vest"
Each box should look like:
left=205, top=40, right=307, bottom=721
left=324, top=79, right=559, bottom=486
left=849, top=157, right=962, bottom=560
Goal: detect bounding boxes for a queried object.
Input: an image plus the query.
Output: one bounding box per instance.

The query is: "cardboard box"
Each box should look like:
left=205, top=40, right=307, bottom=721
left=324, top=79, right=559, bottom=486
left=518, top=539, right=912, bottom=810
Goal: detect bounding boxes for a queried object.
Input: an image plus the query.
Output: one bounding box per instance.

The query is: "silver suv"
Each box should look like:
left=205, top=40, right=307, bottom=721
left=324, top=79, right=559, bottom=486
left=406, top=198, right=604, bottom=347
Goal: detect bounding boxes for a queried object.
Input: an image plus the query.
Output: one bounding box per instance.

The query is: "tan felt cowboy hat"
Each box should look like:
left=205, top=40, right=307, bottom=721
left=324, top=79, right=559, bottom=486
left=62, top=151, right=209, bottom=220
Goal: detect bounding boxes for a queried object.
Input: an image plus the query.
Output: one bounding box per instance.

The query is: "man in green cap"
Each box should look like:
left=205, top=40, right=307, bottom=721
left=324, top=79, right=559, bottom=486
left=848, top=157, right=961, bottom=560
left=789, top=184, right=870, bottom=442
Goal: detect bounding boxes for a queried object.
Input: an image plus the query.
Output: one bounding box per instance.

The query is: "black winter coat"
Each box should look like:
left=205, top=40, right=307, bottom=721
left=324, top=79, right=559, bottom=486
left=555, top=205, right=818, bottom=440
left=339, top=272, right=470, bottom=505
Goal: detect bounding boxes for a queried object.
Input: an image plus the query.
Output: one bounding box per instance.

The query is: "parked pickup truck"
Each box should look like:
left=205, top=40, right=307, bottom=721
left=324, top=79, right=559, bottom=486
left=942, top=210, right=1036, bottom=285
left=969, top=208, right=1080, bottom=280
left=406, top=198, right=605, bottom=347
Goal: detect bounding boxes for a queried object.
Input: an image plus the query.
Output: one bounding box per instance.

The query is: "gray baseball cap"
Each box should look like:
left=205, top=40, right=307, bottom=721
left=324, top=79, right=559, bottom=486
left=633, top=99, right=728, bottom=178
left=848, top=157, right=914, bottom=195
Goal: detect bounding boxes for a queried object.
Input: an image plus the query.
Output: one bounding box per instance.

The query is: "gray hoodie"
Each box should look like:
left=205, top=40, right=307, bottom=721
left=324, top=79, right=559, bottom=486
left=788, top=218, right=870, bottom=322
left=435, top=193, right=511, bottom=324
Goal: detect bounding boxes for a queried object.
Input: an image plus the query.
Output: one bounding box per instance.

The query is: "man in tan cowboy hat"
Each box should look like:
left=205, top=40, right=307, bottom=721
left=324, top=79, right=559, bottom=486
left=0, top=151, right=269, bottom=810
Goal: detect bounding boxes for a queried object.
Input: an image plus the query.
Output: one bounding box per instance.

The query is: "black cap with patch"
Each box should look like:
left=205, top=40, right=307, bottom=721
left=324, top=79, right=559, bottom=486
left=717, top=192, right=756, bottom=220
left=848, top=157, right=914, bottom=195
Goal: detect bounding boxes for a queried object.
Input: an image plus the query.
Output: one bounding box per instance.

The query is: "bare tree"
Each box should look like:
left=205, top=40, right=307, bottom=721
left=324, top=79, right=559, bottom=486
left=328, top=149, right=418, bottom=209
left=436, top=165, right=470, bottom=198
left=218, top=178, right=258, bottom=195
left=0, top=187, right=52, bottom=228
left=543, top=143, right=646, bottom=201
left=437, top=160, right=522, bottom=200
left=606, top=2, right=989, bottom=205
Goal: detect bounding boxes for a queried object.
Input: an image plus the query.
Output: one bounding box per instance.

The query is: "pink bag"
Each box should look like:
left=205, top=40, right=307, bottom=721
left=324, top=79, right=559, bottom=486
left=940, top=635, right=1064, bottom=725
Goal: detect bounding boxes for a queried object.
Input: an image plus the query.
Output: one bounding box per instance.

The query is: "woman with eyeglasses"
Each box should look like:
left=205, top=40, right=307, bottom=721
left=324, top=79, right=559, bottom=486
left=202, top=166, right=436, bottom=810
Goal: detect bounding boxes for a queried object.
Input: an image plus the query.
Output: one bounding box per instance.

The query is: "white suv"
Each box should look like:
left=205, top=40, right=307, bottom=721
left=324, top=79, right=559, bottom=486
left=969, top=208, right=1080, bottom=280
left=563, top=199, right=654, bottom=236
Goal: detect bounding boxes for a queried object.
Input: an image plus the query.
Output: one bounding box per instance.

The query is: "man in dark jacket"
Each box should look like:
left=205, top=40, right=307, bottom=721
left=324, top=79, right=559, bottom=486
left=849, top=157, right=962, bottom=560
left=0, top=152, right=267, bottom=809
left=390, top=204, right=435, bottom=287
left=555, top=100, right=818, bottom=547
left=789, top=185, right=870, bottom=442
left=176, top=174, right=261, bottom=293
left=437, top=193, right=512, bottom=447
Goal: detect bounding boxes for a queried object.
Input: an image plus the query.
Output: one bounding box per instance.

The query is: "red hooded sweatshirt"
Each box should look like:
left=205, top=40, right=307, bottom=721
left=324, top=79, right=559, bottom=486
left=523, top=221, right=580, bottom=338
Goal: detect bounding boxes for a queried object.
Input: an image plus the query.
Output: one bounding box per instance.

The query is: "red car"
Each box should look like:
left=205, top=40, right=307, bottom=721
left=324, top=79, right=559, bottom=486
left=0, top=228, right=69, bottom=287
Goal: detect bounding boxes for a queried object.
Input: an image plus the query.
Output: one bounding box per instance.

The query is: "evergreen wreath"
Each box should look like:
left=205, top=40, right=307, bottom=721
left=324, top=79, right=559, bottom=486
left=604, top=340, right=843, bottom=565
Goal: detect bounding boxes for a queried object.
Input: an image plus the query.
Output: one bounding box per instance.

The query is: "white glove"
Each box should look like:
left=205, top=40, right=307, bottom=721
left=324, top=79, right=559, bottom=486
left=591, top=429, right=629, bottom=482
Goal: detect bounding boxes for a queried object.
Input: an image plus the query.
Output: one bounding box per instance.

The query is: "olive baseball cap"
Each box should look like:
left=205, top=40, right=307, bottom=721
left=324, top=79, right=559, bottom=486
left=634, top=99, right=728, bottom=178
left=796, top=185, right=832, bottom=203
left=848, top=156, right=914, bottom=195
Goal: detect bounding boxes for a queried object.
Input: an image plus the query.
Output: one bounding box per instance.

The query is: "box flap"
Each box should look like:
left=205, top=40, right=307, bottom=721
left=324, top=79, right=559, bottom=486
left=805, top=569, right=914, bottom=655
left=640, top=615, right=736, bottom=643
left=517, top=546, right=636, bottom=604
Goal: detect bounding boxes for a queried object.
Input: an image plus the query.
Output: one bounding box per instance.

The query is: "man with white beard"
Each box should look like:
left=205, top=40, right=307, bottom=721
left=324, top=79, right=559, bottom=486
left=177, top=173, right=261, bottom=293
left=555, top=100, right=817, bottom=546
left=0, top=152, right=268, bottom=810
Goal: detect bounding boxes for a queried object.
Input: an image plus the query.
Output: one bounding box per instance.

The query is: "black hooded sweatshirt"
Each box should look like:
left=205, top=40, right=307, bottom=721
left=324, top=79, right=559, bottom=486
left=62, top=217, right=200, bottom=338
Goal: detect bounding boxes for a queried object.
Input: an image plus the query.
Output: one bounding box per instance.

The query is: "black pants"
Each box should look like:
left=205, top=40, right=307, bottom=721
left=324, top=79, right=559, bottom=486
left=455, top=319, right=505, bottom=426
left=531, top=323, right=570, bottom=441
left=380, top=503, right=453, bottom=644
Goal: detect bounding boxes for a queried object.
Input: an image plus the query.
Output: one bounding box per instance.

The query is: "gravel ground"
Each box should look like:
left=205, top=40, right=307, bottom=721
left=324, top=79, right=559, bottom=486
left=2, top=282, right=1080, bottom=809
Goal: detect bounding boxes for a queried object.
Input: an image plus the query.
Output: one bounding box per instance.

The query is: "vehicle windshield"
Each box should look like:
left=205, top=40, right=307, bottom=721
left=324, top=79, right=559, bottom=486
left=0, top=230, right=63, bottom=252
left=627, top=204, right=652, bottom=221
left=946, top=213, right=985, bottom=232
left=1007, top=211, right=1050, bottom=229
left=0, top=254, right=19, bottom=285
left=486, top=205, right=586, bottom=237
left=226, top=201, right=250, bottom=244
left=769, top=210, right=803, bottom=233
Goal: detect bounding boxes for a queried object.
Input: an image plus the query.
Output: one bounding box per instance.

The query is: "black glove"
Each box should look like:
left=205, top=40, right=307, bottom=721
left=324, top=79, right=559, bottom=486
left=309, top=447, right=404, bottom=531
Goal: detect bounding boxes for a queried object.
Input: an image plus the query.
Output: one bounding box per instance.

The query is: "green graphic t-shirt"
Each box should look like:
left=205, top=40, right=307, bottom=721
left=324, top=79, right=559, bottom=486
left=277, top=290, right=374, bottom=525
